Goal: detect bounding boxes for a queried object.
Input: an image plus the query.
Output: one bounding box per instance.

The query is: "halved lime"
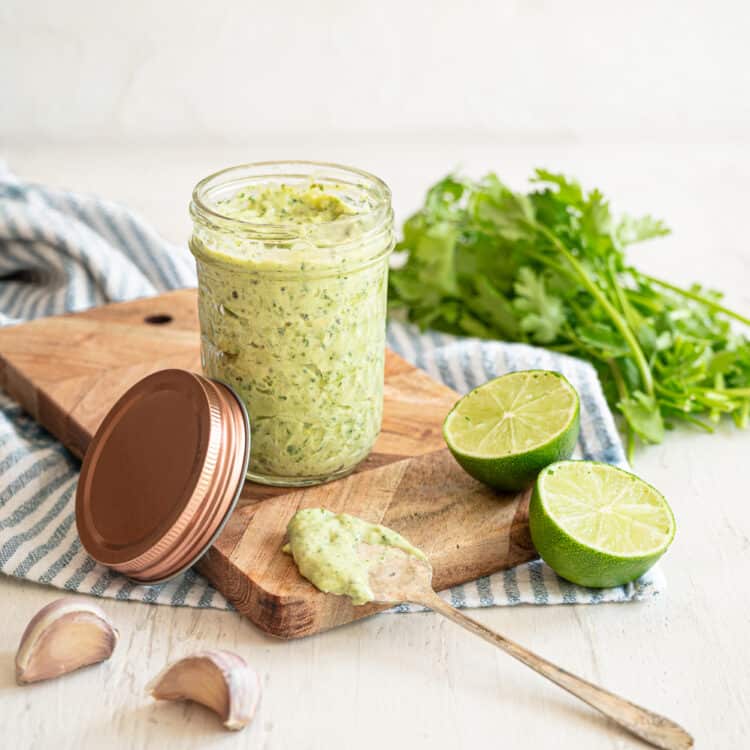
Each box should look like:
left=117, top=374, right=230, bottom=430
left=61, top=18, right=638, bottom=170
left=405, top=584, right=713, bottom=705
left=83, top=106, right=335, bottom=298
left=443, top=370, right=580, bottom=491
left=530, top=460, right=675, bottom=587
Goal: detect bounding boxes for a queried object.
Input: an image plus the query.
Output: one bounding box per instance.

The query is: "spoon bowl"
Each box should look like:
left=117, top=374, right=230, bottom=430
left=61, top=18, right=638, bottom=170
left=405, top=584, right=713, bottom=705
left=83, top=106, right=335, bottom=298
left=358, top=542, right=435, bottom=604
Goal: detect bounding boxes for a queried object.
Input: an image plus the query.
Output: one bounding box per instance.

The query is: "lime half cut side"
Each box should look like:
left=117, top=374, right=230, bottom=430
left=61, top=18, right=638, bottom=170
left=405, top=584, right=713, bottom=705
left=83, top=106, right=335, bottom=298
left=443, top=370, right=580, bottom=491
left=530, top=460, right=676, bottom=588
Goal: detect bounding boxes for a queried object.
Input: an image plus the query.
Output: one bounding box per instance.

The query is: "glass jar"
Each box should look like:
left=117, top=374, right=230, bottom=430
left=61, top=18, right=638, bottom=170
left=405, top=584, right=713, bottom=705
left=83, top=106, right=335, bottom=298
left=189, top=161, right=394, bottom=487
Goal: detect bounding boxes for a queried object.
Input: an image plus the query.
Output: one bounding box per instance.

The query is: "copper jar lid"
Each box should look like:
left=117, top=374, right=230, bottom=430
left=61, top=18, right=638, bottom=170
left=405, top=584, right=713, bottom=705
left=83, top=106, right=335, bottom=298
left=75, top=369, right=250, bottom=584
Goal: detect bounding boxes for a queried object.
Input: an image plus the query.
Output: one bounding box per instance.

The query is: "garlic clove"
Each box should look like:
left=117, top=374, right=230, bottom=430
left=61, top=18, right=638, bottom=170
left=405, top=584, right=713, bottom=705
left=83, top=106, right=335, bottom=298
left=148, top=650, right=261, bottom=731
left=15, top=598, right=119, bottom=684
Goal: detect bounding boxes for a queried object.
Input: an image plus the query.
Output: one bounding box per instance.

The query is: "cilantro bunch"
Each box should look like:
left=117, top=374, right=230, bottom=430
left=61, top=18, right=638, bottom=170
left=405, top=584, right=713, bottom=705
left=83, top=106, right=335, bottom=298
left=389, top=170, right=750, bottom=458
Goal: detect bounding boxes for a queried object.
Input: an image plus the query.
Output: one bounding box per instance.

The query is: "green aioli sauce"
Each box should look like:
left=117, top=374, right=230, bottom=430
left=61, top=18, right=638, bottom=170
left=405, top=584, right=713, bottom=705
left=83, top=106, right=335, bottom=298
left=284, top=508, right=427, bottom=605
left=216, top=183, right=357, bottom=224
left=190, top=180, right=391, bottom=483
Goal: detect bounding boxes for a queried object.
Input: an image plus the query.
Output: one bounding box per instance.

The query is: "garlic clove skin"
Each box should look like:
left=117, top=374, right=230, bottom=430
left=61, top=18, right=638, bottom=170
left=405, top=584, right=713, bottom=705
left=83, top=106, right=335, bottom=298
left=15, top=598, right=119, bottom=684
left=148, top=650, right=261, bottom=731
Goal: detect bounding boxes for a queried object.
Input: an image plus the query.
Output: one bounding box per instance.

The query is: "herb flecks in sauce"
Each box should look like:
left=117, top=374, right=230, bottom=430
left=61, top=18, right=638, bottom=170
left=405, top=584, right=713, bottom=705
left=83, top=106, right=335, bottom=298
left=217, top=183, right=357, bottom=224
left=191, top=180, right=390, bottom=482
left=284, top=508, right=426, bottom=605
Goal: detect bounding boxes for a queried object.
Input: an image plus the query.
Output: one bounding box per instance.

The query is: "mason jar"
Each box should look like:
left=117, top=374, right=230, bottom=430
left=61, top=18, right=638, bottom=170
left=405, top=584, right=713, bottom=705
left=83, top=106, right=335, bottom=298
left=189, top=161, right=394, bottom=487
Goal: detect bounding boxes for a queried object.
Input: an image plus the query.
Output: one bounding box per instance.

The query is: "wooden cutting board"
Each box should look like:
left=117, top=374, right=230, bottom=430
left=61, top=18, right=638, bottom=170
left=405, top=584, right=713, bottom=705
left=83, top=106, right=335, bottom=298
left=0, top=289, right=536, bottom=638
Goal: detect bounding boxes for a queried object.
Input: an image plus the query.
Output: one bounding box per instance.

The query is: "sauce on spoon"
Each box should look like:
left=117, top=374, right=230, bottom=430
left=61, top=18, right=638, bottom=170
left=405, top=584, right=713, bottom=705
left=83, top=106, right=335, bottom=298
left=284, top=508, right=426, bottom=605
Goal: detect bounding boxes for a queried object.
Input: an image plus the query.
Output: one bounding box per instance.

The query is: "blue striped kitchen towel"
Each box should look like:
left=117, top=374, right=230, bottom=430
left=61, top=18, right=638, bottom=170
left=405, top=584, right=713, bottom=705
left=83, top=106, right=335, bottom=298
left=0, top=165, right=664, bottom=611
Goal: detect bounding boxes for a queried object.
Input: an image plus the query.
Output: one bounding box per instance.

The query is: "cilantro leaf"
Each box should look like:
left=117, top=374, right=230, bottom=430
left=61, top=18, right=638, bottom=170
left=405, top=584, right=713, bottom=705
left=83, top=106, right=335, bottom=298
left=513, top=267, right=565, bottom=344
left=618, top=392, right=665, bottom=444
left=616, top=215, right=671, bottom=246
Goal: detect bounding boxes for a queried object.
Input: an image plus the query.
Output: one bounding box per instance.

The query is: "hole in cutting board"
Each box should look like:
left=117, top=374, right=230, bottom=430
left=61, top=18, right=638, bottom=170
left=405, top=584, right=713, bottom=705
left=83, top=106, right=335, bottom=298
left=144, top=314, right=173, bottom=325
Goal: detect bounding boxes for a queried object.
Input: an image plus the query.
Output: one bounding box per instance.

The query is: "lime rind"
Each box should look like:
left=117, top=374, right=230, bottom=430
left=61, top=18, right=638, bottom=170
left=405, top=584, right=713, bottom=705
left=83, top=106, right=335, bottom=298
left=537, top=461, right=675, bottom=558
left=530, top=460, right=675, bottom=588
left=443, top=370, right=581, bottom=492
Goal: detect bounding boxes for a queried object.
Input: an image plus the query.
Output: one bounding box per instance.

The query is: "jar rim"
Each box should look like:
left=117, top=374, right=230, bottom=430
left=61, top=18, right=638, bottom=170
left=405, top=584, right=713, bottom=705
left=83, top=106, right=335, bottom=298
left=190, top=160, right=392, bottom=238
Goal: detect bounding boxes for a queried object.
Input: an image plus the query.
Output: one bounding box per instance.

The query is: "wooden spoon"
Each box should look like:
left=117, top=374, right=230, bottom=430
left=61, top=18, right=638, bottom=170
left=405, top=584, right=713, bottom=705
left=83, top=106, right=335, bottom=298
left=359, top=543, right=693, bottom=750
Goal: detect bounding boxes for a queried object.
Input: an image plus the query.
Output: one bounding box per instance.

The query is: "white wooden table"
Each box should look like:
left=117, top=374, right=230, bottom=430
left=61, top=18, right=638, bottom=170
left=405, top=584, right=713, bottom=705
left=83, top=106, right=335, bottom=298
left=3, top=142, right=749, bottom=749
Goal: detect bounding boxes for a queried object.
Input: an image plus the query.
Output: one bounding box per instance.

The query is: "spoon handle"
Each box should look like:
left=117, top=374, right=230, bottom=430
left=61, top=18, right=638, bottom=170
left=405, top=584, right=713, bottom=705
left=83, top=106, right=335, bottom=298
left=420, top=593, right=693, bottom=750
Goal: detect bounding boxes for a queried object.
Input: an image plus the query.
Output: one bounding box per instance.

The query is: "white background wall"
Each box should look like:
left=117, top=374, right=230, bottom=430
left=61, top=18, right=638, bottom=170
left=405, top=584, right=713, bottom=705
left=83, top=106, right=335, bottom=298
left=2, top=0, right=749, bottom=145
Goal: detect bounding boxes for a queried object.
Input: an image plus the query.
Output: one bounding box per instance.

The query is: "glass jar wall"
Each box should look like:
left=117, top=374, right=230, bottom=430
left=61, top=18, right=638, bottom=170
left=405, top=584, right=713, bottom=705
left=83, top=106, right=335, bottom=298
left=189, top=161, right=394, bottom=486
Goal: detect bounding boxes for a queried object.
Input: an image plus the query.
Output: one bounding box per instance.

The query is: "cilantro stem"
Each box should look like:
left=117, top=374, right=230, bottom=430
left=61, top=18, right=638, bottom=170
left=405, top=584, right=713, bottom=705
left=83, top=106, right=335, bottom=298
left=532, top=223, right=655, bottom=397
left=623, top=289, right=663, bottom=315
left=608, top=257, right=640, bottom=330
left=608, top=358, right=634, bottom=461
left=661, top=409, right=715, bottom=433
left=608, top=358, right=628, bottom=400
left=524, top=250, right=576, bottom=282
left=641, top=274, right=750, bottom=327
left=716, top=387, right=750, bottom=397
left=560, top=324, right=609, bottom=364
left=547, top=343, right=579, bottom=353
left=735, top=402, right=749, bottom=429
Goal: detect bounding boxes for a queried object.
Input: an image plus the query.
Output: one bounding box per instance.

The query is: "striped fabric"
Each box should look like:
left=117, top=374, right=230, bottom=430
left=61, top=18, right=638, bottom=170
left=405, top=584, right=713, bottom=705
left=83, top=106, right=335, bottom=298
left=0, top=165, right=664, bottom=612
